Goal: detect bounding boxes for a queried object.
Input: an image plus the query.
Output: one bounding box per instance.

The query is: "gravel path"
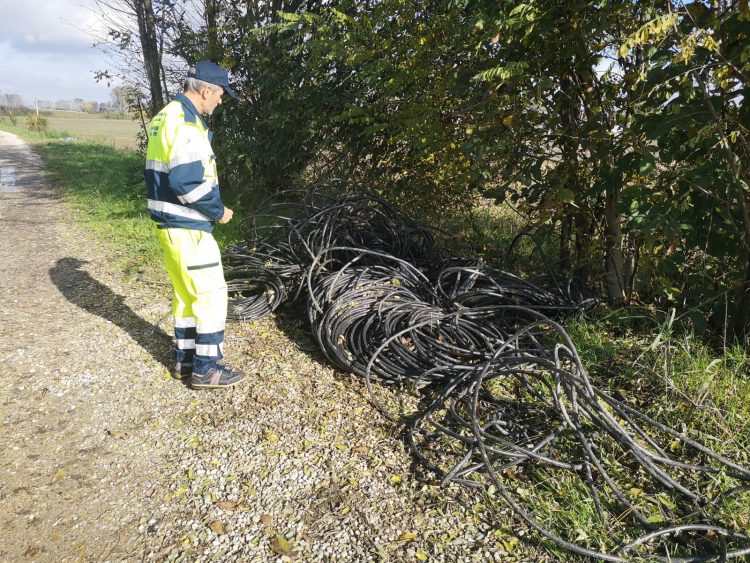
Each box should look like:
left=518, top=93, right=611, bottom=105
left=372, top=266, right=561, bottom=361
left=0, top=131, right=536, bottom=562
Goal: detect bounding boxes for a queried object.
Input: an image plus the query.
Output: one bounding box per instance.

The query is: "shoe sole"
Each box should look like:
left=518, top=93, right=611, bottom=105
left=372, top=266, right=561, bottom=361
left=191, top=377, right=246, bottom=389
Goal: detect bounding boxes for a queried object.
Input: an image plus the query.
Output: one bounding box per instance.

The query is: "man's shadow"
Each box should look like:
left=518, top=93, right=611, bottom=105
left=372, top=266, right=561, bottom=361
left=50, top=257, right=173, bottom=371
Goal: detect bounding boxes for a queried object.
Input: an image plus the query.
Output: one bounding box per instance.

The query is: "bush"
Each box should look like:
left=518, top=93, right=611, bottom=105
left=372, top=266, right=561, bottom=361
left=27, top=115, right=48, bottom=133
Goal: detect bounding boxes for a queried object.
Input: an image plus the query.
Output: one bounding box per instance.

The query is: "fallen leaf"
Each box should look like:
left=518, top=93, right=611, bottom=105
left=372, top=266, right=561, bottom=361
left=52, top=469, right=66, bottom=482
left=352, top=445, right=369, bottom=455
left=389, top=531, right=418, bottom=549
left=264, top=432, right=279, bottom=443
left=50, top=534, right=60, bottom=543
left=390, top=475, right=402, bottom=485
left=270, top=534, right=296, bottom=557
left=260, top=514, right=273, bottom=527
left=416, top=550, right=428, bottom=561
left=209, top=520, right=225, bottom=534
left=23, top=546, right=40, bottom=557
left=216, top=500, right=238, bottom=512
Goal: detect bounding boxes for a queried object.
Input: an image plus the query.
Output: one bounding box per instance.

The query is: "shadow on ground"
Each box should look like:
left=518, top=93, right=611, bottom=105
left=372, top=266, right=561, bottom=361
left=50, top=257, right=172, bottom=370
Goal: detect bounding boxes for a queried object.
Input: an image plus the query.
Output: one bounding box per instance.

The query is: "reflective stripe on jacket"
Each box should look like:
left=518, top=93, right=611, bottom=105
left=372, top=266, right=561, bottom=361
left=144, top=93, right=225, bottom=232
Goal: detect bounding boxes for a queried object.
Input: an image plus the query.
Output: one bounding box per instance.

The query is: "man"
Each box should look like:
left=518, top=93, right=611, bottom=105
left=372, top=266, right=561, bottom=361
left=144, top=61, right=245, bottom=389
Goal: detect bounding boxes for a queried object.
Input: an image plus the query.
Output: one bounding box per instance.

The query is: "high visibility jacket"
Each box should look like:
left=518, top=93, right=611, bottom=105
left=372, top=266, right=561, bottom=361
left=144, top=93, right=225, bottom=232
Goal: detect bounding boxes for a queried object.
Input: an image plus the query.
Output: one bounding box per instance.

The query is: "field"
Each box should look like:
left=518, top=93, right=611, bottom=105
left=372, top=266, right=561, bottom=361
left=2, top=110, right=141, bottom=150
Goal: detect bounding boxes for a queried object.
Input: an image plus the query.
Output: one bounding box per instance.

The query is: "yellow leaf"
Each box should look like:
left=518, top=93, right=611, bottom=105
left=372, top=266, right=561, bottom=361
left=209, top=520, right=225, bottom=534
left=416, top=550, right=428, bottom=561
left=502, top=114, right=514, bottom=127
left=270, top=534, right=295, bottom=556
left=390, top=475, right=402, bottom=485
left=52, top=468, right=66, bottom=482
left=619, top=43, right=629, bottom=58
left=398, top=532, right=417, bottom=542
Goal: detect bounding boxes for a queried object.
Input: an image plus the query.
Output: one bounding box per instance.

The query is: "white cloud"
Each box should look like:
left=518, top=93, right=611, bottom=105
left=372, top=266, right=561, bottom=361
left=0, top=0, right=118, bottom=103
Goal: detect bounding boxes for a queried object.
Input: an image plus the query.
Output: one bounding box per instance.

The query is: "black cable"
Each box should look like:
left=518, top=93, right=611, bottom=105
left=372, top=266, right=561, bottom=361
left=223, top=189, right=750, bottom=561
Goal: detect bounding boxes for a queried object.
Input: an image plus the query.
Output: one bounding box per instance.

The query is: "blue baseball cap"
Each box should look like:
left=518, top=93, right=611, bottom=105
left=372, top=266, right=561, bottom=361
left=188, top=61, right=237, bottom=98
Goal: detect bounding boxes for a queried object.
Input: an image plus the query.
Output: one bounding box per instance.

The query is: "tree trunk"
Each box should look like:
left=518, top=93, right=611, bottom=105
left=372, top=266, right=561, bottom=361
left=133, top=0, right=164, bottom=115
left=205, top=0, right=221, bottom=61
left=605, top=182, right=627, bottom=302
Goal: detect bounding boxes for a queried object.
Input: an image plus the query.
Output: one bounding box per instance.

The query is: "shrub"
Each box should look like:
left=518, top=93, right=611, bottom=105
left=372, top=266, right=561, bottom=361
left=27, top=115, right=48, bottom=133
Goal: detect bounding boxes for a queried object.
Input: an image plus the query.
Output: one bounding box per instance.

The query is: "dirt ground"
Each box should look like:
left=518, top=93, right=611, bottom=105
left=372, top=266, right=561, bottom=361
left=0, top=131, right=170, bottom=560
left=0, top=131, right=529, bottom=562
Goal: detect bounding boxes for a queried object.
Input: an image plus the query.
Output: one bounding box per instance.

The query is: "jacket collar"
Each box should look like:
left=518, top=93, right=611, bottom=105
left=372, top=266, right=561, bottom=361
left=174, top=92, right=208, bottom=130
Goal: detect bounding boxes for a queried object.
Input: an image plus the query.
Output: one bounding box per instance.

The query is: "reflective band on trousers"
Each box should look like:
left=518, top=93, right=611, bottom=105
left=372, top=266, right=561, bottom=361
left=177, top=338, right=196, bottom=349
left=147, top=199, right=212, bottom=221
left=178, top=178, right=217, bottom=205
left=197, top=319, right=225, bottom=334
left=196, top=344, right=218, bottom=357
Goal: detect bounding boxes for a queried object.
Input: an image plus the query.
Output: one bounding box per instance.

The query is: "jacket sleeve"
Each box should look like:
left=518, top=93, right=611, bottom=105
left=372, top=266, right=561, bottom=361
left=168, top=123, right=225, bottom=221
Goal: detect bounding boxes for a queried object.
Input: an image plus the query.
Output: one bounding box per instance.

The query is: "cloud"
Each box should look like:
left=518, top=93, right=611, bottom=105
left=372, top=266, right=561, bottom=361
left=0, top=0, right=117, bottom=102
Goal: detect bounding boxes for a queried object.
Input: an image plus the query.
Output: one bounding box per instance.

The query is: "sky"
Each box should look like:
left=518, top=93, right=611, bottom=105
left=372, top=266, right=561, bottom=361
left=0, top=0, right=119, bottom=105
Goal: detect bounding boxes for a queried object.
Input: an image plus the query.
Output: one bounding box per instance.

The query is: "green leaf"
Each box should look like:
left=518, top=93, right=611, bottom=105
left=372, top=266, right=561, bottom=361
left=558, top=188, right=576, bottom=203
left=639, top=153, right=656, bottom=175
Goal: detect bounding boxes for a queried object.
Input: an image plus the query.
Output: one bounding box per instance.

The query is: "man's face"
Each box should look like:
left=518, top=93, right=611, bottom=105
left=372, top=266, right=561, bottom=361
left=201, top=86, right=224, bottom=116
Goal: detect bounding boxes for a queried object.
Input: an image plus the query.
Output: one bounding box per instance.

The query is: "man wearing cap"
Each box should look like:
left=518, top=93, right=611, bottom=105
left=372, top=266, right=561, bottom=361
left=144, top=61, right=244, bottom=388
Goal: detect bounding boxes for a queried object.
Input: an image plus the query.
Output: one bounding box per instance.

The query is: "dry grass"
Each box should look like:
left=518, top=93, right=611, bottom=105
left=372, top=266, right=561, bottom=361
left=43, top=113, right=141, bottom=150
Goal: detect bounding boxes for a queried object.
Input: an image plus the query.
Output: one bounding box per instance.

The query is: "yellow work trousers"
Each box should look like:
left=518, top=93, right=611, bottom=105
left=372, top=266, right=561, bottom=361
left=155, top=226, right=227, bottom=375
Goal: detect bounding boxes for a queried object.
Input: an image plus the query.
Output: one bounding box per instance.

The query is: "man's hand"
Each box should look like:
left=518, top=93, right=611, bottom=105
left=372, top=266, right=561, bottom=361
left=218, top=206, right=234, bottom=224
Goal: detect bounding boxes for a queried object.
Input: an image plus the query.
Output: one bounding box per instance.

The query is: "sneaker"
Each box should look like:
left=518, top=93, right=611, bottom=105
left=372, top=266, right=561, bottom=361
left=172, top=362, right=193, bottom=380
left=191, top=365, right=246, bottom=389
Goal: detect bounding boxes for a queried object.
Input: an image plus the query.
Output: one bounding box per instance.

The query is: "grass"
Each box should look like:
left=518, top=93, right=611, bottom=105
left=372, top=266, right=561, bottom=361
left=1, top=119, right=748, bottom=559
left=0, top=117, right=74, bottom=144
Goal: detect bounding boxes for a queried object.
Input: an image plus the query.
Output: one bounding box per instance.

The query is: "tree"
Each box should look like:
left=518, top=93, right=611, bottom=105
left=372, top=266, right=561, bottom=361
left=133, top=0, right=165, bottom=111
left=91, top=0, right=178, bottom=117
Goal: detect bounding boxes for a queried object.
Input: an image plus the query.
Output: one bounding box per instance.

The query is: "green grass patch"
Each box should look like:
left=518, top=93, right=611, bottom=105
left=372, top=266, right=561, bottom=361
left=39, top=140, right=163, bottom=278
left=0, top=116, right=74, bottom=144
